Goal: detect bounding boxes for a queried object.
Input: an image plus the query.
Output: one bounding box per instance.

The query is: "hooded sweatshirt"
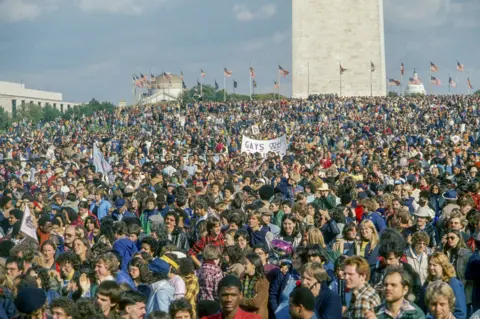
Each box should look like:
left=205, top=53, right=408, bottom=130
left=113, top=237, right=138, bottom=272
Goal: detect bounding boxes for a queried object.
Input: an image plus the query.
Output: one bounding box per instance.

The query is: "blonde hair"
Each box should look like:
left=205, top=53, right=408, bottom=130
left=359, top=219, right=379, bottom=250
left=362, top=198, right=379, bottom=212
left=427, top=252, right=456, bottom=282
left=425, top=281, right=456, bottom=309
left=307, top=228, right=326, bottom=248
left=301, top=262, right=329, bottom=283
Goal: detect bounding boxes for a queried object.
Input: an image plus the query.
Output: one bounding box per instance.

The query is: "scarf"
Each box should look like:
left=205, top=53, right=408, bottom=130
left=242, top=275, right=257, bottom=299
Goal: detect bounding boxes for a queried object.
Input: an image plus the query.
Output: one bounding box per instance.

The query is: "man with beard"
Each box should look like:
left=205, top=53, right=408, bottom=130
left=365, top=266, right=425, bottom=319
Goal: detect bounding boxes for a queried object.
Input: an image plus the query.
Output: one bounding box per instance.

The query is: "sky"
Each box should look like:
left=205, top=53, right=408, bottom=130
left=0, top=0, right=479, bottom=104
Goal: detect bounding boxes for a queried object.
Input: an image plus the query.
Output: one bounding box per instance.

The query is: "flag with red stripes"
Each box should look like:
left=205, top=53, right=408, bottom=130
left=457, top=61, right=464, bottom=72
left=430, top=76, right=442, bottom=86
left=388, top=79, right=401, bottom=86
left=250, top=66, right=256, bottom=78
left=201, top=69, right=206, bottom=78
left=278, top=65, right=289, bottom=77
left=400, top=63, right=405, bottom=76
left=468, top=78, right=473, bottom=89
left=274, top=81, right=278, bottom=89
left=224, top=68, right=232, bottom=78
left=430, top=62, right=439, bottom=72
left=449, top=76, right=456, bottom=88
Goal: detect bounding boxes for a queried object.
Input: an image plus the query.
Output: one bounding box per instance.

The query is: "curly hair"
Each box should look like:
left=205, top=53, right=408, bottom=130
left=50, top=297, right=75, bottom=316
left=56, top=251, right=81, bottom=270
left=427, top=252, right=456, bottom=282
left=72, top=298, right=105, bottom=319
left=378, top=229, right=407, bottom=258
left=411, top=231, right=430, bottom=247
left=169, top=298, right=193, bottom=319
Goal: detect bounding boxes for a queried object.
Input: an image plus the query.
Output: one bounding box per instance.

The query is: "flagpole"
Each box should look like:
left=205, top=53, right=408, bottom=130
left=233, top=78, right=236, bottom=95
left=448, top=73, right=451, bottom=94
left=468, top=72, right=471, bottom=94
left=339, top=61, right=342, bottom=97
left=456, top=75, right=459, bottom=93
left=249, top=65, right=252, bottom=100
left=307, top=62, right=310, bottom=97
left=400, top=74, right=403, bottom=96
left=224, top=75, right=226, bottom=102
left=429, top=68, right=431, bottom=95
left=278, top=71, right=281, bottom=107
left=200, top=76, right=203, bottom=97
left=370, top=61, right=373, bottom=97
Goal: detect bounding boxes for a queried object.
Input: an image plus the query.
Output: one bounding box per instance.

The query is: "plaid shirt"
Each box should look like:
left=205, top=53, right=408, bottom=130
left=188, top=233, right=225, bottom=256
left=195, top=262, right=225, bottom=301
left=374, top=299, right=424, bottom=319
left=183, top=273, right=199, bottom=318
left=348, top=283, right=381, bottom=318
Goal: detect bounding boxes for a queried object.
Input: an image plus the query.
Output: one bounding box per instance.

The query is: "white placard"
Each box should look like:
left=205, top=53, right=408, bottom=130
left=241, top=135, right=287, bottom=158
left=251, top=125, right=260, bottom=135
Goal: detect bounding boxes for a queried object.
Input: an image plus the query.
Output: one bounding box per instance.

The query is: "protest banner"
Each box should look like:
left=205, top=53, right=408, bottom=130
left=241, top=135, right=287, bottom=158
left=21, top=205, right=38, bottom=242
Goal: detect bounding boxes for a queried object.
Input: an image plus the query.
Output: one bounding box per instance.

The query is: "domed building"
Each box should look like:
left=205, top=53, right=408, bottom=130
left=404, top=70, right=426, bottom=95
left=139, top=73, right=183, bottom=104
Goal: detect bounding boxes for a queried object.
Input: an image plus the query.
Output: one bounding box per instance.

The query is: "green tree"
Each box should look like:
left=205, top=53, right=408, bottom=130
left=0, top=107, right=11, bottom=130
left=43, top=104, right=62, bottom=122
left=474, top=90, right=480, bottom=95
left=388, top=91, right=399, bottom=97
left=13, top=103, right=43, bottom=123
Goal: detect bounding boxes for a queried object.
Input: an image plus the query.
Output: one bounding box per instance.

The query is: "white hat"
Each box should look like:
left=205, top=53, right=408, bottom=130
left=414, top=206, right=434, bottom=219
left=317, top=184, right=329, bottom=191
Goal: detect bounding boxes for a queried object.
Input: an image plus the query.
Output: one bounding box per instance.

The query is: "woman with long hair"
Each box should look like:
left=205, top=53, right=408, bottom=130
left=353, top=220, right=379, bottom=268
left=240, top=253, right=269, bottom=319
left=73, top=238, right=93, bottom=267
left=275, top=215, right=302, bottom=248
left=41, top=240, right=58, bottom=271
left=419, top=252, right=467, bottom=319
left=84, top=216, right=99, bottom=244
left=442, top=228, right=473, bottom=310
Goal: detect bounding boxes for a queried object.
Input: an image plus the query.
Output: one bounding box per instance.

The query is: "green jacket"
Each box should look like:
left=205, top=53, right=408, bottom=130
left=312, top=194, right=336, bottom=211
left=374, top=301, right=425, bottom=319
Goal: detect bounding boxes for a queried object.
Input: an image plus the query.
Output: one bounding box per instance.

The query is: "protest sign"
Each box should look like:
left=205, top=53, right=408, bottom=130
left=241, top=135, right=287, bottom=158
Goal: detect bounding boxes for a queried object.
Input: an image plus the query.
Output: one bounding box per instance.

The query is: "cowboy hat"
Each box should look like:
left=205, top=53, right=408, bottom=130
left=413, top=206, right=434, bottom=219
left=317, top=184, right=329, bottom=191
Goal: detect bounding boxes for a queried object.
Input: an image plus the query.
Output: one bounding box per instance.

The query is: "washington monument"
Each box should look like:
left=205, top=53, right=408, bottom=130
left=292, top=0, right=386, bottom=97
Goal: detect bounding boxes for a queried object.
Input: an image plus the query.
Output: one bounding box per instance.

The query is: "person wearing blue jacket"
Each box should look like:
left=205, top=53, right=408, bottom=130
left=139, top=259, right=175, bottom=314
left=300, top=262, right=342, bottom=319
left=112, top=222, right=138, bottom=273
left=269, top=260, right=300, bottom=319
left=89, top=190, right=112, bottom=220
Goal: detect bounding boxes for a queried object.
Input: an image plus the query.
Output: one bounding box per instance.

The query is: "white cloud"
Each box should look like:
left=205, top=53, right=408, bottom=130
left=233, top=3, right=277, bottom=22
left=77, top=0, right=163, bottom=15
left=384, top=0, right=479, bottom=29
left=243, top=29, right=291, bottom=51
left=0, top=0, right=43, bottom=22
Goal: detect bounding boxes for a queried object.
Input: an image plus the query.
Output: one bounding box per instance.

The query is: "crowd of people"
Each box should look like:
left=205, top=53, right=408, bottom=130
left=0, top=94, right=480, bottom=319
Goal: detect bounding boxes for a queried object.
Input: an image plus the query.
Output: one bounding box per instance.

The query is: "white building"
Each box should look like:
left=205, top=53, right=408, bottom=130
left=404, top=71, right=426, bottom=95
left=138, top=74, right=183, bottom=104
left=292, top=0, right=386, bottom=97
left=0, top=81, right=81, bottom=115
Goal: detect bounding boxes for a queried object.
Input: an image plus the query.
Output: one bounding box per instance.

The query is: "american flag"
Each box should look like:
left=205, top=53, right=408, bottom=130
left=430, top=62, right=439, bottom=72
left=409, top=77, right=422, bottom=85
left=197, top=79, right=201, bottom=86
left=449, top=76, right=456, bottom=88
left=180, top=71, right=184, bottom=80
left=340, top=63, right=347, bottom=75
left=371, top=61, right=375, bottom=72
left=274, top=80, right=279, bottom=89
left=224, top=68, right=232, bottom=78
left=201, top=69, right=206, bottom=78
left=132, top=75, right=137, bottom=84
left=134, top=75, right=143, bottom=87
left=468, top=78, right=473, bottom=89
left=430, top=76, right=442, bottom=86
left=182, top=81, right=187, bottom=90
left=400, top=63, right=405, bottom=76
left=253, top=80, right=257, bottom=88
left=233, top=80, right=238, bottom=89
left=278, top=65, right=289, bottom=77
left=388, top=79, right=401, bottom=86
left=250, top=66, right=256, bottom=78
left=140, top=74, right=148, bottom=83
left=215, top=80, right=219, bottom=90
left=150, top=73, right=156, bottom=83
left=457, top=61, right=465, bottom=72
left=163, top=72, right=173, bottom=80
